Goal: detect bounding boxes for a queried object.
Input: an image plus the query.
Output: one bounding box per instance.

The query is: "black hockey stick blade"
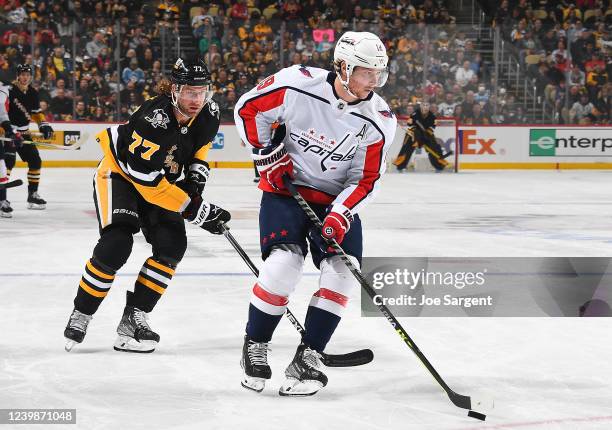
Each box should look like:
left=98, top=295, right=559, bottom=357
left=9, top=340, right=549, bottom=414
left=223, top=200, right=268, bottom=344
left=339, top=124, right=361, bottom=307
left=0, top=179, right=23, bottom=190
left=321, top=348, right=373, bottom=367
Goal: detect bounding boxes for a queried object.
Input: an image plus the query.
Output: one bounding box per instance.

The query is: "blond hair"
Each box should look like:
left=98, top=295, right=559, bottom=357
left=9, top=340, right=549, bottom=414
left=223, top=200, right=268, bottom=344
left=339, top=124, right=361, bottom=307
left=155, top=78, right=173, bottom=96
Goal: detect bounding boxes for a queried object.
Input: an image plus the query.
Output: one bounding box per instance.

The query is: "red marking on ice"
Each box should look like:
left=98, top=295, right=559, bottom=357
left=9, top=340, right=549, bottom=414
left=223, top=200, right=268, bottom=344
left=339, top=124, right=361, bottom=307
left=84, top=210, right=97, bottom=217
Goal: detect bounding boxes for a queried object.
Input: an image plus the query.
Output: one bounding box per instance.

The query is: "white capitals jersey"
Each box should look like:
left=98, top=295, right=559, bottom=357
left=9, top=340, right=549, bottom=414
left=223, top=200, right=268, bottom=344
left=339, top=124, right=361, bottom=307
left=234, top=65, right=397, bottom=218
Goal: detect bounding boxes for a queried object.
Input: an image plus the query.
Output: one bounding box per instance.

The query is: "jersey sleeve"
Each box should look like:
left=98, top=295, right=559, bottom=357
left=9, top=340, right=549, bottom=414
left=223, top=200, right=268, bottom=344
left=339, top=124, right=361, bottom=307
left=234, top=67, right=298, bottom=150
left=30, top=89, right=46, bottom=125
left=330, top=113, right=397, bottom=217
left=113, top=121, right=190, bottom=213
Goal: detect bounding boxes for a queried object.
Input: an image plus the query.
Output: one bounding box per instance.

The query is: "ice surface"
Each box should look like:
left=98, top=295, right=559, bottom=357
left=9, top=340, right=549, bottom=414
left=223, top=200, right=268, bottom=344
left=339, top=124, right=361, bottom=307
left=1, top=168, right=611, bottom=430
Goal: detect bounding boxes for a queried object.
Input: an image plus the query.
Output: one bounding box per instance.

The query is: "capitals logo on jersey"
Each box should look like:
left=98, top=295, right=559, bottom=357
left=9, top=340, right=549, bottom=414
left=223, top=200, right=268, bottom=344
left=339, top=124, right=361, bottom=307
left=299, top=66, right=313, bottom=78
left=145, top=108, right=170, bottom=129
left=289, top=128, right=356, bottom=172
left=378, top=109, right=394, bottom=118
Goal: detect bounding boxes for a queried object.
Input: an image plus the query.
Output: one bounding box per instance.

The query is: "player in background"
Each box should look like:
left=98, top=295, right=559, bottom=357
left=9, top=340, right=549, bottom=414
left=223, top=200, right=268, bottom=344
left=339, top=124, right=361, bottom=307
left=0, top=81, right=16, bottom=217
left=234, top=31, right=397, bottom=395
left=63, top=58, right=231, bottom=353
left=1, top=64, right=54, bottom=211
left=393, top=102, right=448, bottom=172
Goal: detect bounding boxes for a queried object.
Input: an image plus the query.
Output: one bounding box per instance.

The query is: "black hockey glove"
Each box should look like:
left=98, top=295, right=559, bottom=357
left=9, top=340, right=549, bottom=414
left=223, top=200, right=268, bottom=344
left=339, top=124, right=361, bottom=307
left=182, top=194, right=231, bottom=235
left=39, top=123, right=54, bottom=140
left=177, top=160, right=210, bottom=196
left=1, top=121, right=14, bottom=139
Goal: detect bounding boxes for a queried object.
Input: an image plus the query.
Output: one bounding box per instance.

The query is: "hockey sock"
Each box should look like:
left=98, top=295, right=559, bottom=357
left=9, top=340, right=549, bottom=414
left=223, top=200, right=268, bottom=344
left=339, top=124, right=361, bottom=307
left=302, top=288, right=348, bottom=351
left=74, top=258, right=116, bottom=315
left=129, top=257, right=175, bottom=313
left=245, top=283, right=287, bottom=342
left=27, top=169, right=40, bottom=193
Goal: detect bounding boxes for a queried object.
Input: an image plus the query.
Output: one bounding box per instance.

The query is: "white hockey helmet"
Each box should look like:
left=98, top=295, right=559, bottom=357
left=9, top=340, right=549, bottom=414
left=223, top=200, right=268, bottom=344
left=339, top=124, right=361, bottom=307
left=333, top=31, right=389, bottom=95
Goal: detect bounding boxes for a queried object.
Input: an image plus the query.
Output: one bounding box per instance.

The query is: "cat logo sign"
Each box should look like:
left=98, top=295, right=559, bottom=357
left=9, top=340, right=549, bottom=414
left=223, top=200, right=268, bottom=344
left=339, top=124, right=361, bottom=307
left=460, top=129, right=496, bottom=155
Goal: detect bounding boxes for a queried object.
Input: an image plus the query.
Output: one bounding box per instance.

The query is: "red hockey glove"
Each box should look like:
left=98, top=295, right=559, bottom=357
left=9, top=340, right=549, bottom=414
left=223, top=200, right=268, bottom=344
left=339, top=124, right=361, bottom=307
left=252, top=142, right=294, bottom=191
left=321, top=208, right=353, bottom=247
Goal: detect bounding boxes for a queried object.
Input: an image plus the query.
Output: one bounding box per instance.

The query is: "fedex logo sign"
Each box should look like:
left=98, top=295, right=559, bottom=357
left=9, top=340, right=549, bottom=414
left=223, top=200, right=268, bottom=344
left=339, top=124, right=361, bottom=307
left=459, top=129, right=496, bottom=155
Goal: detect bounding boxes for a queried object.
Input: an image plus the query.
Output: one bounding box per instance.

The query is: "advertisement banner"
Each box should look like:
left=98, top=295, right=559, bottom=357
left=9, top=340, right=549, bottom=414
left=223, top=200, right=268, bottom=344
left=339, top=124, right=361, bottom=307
left=529, top=128, right=612, bottom=157
left=458, top=125, right=612, bottom=169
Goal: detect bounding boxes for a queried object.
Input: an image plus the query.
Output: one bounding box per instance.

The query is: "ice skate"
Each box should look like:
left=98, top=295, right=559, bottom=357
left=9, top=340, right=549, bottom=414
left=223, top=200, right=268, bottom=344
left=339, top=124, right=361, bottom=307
left=64, top=309, right=93, bottom=352
left=27, top=192, right=46, bottom=210
left=0, top=200, right=13, bottom=218
left=279, top=343, right=328, bottom=396
left=113, top=306, right=159, bottom=353
left=240, top=335, right=271, bottom=392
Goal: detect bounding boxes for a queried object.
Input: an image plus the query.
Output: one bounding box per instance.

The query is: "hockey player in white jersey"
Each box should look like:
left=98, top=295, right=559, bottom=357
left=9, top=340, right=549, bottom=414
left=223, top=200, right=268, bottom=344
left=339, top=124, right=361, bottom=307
left=234, top=31, right=397, bottom=396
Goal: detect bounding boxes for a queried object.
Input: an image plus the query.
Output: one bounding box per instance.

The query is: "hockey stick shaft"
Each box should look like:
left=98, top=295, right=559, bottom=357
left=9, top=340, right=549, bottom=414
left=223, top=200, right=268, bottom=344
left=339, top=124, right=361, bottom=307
left=220, top=224, right=373, bottom=367
left=0, top=134, right=88, bottom=150
left=282, top=175, right=487, bottom=412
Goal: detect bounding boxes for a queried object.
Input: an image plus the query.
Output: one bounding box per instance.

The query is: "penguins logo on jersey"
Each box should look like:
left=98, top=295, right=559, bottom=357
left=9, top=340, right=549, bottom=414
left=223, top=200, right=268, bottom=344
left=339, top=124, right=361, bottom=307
left=145, top=109, right=170, bottom=129
left=208, top=100, right=219, bottom=118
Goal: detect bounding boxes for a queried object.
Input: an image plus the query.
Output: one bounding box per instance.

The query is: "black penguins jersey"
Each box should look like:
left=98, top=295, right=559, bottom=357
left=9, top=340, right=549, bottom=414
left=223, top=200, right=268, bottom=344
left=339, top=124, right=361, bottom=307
left=8, top=83, right=45, bottom=132
left=96, top=95, right=220, bottom=212
left=409, top=109, right=436, bottom=133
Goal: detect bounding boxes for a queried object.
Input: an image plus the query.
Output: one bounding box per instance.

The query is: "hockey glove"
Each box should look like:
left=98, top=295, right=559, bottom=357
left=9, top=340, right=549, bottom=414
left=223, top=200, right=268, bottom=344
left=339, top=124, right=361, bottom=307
left=1, top=121, right=14, bottom=139
left=39, top=123, right=54, bottom=140
left=321, top=206, right=353, bottom=248
left=252, top=142, right=294, bottom=191
left=182, top=194, right=231, bottom=235
left=177, top=160, right=210, bottom=196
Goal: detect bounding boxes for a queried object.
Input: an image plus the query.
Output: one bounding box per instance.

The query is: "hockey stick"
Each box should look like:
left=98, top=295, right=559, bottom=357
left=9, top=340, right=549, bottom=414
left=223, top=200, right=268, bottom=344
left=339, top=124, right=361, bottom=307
left=0, top=133, right=88, bottom=150
left=400, top=123, right=454, bottom=162
left=282, top=175, right=492, bottom=420
left=220, top=223, right=374, bottom=368
left=0, top=179, right=22, bottom=190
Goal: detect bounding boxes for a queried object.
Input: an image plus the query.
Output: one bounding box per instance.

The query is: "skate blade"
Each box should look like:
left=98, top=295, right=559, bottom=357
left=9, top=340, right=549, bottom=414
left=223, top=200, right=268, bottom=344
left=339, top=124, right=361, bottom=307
left=241, top=374, right=266, bottom=393
left=27, top=204, right=46, bottom=210
left=1, top=212, right=12, bottom=218
left=279, top=378, right=324, bottom=396
left=113, top=335, right=156, bottom=353
left=64, top=339, right=78, bottom=352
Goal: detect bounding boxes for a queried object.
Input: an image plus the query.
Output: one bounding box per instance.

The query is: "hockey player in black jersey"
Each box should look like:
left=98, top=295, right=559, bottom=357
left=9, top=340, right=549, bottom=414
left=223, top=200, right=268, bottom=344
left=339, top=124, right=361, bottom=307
left=0, top=64, right=54, bottom=211
left=394, top=102, right=448, bottom=172
left=63, top=58, right=231, bottom=353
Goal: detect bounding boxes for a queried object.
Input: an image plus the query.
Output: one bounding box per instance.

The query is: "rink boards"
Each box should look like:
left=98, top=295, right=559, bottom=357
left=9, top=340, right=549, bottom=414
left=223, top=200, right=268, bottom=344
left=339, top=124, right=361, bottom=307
left=13, top=121, right=612, bottom=170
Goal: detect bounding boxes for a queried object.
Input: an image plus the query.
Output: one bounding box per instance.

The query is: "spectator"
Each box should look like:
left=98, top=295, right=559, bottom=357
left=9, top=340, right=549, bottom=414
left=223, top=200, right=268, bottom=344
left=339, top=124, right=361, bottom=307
left=438, top=92, right=457, bottom=117
left=455, top=60, right=475, bottom=87
left=569, top=93, right=594, bottom=123
left=121, top=58, right=145, bottom=86
left=74, top=101, right=91, bottom=121
left=230, top=0, right=249, bottom=22
left=86, top=30, right=107, bottom=59
left=50, top=88, right=73, bottom=119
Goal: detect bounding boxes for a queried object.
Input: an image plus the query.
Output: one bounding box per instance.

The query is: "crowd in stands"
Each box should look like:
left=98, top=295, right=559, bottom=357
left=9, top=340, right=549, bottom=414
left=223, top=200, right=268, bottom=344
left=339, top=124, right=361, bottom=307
left=188, top=1, right=534, bottom=124
left=488, top=0, right=611, bottom=124
left=0, top=0, right=609, bottom=125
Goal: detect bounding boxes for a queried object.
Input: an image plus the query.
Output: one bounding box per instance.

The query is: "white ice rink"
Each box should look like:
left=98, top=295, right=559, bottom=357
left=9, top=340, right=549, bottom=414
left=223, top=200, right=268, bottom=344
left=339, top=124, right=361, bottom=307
left=1, top=168, right=612, bottom=430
